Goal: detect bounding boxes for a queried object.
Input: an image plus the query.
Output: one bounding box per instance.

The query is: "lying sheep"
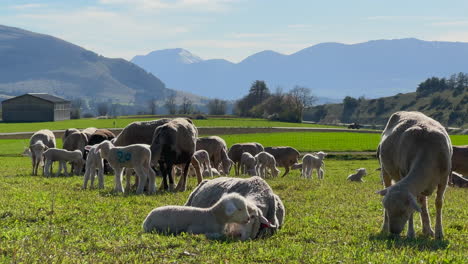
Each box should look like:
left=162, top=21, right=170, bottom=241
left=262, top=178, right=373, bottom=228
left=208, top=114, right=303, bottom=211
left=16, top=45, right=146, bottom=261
left=203, top=168, right=220, bottom=178
left=193, top=150, right=212, bottom=178
left=83, top=145, right=104, bottom=189
left=347, top=168, right=367, bottom=182
left=185, top=176, right=285, bottom=239
left=228, top=143, right=264, bottom=176
left=240, top=152, right=256, bottom=176
left=377, top=111, right=452, bottom=239
left=88, top=129, right=116, bottom=146
left=255, top=151, right=280, bottom=178
left=450, top=171, right=468, bottom=188
left=43, top=148, right=84, bottom=177
left=28, top=129, right=56, bottom=176
left=142, top=193, right=251, bottom=239
left=96, top=141, right=156, bottom=194
left=196, top=136, right=233, bottom=175
left=302, top=151, right=327, bottom=179
left=264, top=146, right=300, bottom=177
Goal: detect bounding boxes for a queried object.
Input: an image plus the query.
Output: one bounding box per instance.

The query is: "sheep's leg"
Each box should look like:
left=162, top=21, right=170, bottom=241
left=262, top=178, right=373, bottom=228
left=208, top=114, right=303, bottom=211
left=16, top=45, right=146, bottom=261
left=97, top=160, right=104, bottom=189
left=63, top=161, right=69, bottom=177
left=158, top=161, right=168, bottom=191
left=175, top=161, right=191, bottom=192
left=418, top=195, right=434, bottom=237
left=281, top=166, right=290, bottom=177
left=56, top=161, right=63, bottom=177
left=380, top=169, right=392, bottom=234
left=146, top=164, right=157, bottom=194
left=125, top=169, right=132, bottom=192
left=83, top=167, right=90, bottom=189
left=407, top=213, right=415, bottom=239
left=114, top=167, right=124, bottom=193
left=206, top=158, right=213, bottom=178
left=135, top=167, right=147, bottom=194
left=44, top=159, right=51, bottom=177
left=191, top=158, right=203, bottom=185
left=31, top=154, right=37, bottom=175
left=434, top=183, right=447, bottom=240
left=235, top=162, right=239, bottom=176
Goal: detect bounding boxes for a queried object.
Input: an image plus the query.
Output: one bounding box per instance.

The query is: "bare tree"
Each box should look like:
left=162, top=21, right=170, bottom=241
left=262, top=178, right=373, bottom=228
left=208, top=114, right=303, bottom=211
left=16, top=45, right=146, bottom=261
left=207, top=98, right=227, bottom=115
left=178, top=96, right=193, bottom=114
left=164, top=94, right=177, bottom=115
left=148, top=97, right=157, bottom=115
left=287, top=86, right=316, bottom=121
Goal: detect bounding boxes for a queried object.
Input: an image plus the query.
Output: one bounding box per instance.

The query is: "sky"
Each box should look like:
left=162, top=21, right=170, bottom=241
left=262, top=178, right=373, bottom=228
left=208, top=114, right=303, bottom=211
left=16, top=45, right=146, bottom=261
left=2, top=0, right=468, bottom=62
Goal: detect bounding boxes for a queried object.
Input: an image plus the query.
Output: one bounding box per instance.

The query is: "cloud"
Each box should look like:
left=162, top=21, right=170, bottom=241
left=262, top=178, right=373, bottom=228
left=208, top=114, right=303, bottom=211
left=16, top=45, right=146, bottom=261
left=98, top=0, right=239, bottom=12
left=10, top=3, right=45, bottom=9
left=436, top=31, right=468, bottom=42
left=431, top=21, right=468, bottom=26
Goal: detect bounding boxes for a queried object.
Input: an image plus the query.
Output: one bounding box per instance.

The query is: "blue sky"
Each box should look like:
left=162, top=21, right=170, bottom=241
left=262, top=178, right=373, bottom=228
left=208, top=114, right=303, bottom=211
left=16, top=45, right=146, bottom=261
left=2, top=0, right=468, bottom=62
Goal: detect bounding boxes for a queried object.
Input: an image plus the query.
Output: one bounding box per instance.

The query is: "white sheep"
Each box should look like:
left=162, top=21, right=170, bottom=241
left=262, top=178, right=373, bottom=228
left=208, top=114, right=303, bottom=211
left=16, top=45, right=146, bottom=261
left=83, top=145, right=104, bottom=189
left=28, top=129, right=56, bottom=176
left=255, top=151, right=280, bottom=178
left=43, top=148, right=83, bottom=177
left=240, top=152, right=256, bottom=176
left=96, top=140, right=156, bottom=194
left=302, top=151, right=327, bottom=179
left=142, top=193, right=251, bottom=239
left=347, top=168, right=367, bottom=182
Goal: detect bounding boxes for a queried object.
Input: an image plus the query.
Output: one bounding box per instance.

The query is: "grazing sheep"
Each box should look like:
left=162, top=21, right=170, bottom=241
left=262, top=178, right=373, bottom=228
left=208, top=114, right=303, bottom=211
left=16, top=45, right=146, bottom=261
left=43, top=148, right=84, bottom=177
left=113, top=119, right=172, bottom=146
left=347, top=168, right=367, bottom=182
left=185, top=176, right=285, bottom=239
left=96, top=141, right=156, bottom=194
left=83, top=145, right=104, bottom=189
left=255, top=151, right=280, bottom=178
left=302, top=151, right=327, bottom=179
left=28, top=129, right=56, bottom=176
left=264, top=146, right=300, bottom=177
left=87, top=129, right=116, bottom=146
left=240, top=152, right=256, bottom=176
left=228, top=143, right=264, bottom=176
left=451, top=146, right=468, bottom=176
left=151, top=118, right=202, bottom=192
left=62, top=128, right=79, bottom=143
left=377, top=111, right=452, bottom=239
left=63, top=131, right=88, bottom=173
left=203, top=168, right=220, bottom=178
left=81, top=127, right=97, bottom=140
left=193, top=150, right=212, bottom=178
left=142, top=193, right=251, bottom=239
left=196, top=136, right=233, bottom=175
left=450, top=171, right=468, bottom=188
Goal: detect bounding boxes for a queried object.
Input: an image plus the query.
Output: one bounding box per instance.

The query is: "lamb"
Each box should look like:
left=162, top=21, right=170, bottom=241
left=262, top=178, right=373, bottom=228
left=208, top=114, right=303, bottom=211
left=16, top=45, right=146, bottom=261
left=347, top=168, right=367, bottom=182
left=83, top=145, right=104, bottom=189
left=185, top=176, right=285, bottom=240
left=240, top=152, right=256, bottom=176
left=96, top=140, right=156, bottom=194
left=264, top=146, right=300, bottom=177
left=142, top=192, right=251, bottom=239
left=151, top=118, right=202, bottom=192
left=228, top=143, right=264, bottom=176
left=203, top=168, right=220, bottom=177
left=449, top=171, right=468, bottom=188
left=43, top=148, right=84, bottom=177
left=451, top=146, right=468, bottom=176
left=28, top=129, right=56, bottom=176
left=113, top=118, right=171, bottom=146
left=377, top=111, right=452, bottom=239
left=255, top=151, right=280, bottom=178
left=63, top=131, right=88, bottom=173
left=193, top=150, right=212, bottom=178
left=196, top=136, right=233, bottom=175
left=301, top=151, right=327, bottom=179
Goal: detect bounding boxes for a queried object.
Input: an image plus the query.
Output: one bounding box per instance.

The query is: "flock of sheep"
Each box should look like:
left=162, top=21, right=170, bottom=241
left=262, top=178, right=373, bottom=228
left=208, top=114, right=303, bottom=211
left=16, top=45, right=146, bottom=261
left=22, top=111, right=468, bottom=241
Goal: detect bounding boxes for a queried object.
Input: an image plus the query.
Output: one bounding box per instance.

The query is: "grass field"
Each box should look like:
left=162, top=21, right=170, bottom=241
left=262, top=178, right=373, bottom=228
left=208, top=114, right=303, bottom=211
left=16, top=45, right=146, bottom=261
left=1, top=155, right=467, bottom=263
left=0, top=117, right=336, bottom=133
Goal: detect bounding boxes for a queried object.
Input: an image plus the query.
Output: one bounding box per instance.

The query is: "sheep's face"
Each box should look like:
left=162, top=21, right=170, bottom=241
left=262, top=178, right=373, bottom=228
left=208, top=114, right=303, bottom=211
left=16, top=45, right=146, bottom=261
left=222, top=159, right=233, bottom=175
left=22, top=148, right=32, bottom=157
left=272, top=168, right=280, bottom=177
left=379, top=189, right=421, bottom=235
left=224, top=198, right=250, bottom=224
left=291, top=163, right=302, bottom=170
left=224, top=205, right=264, bottom=241
left=30, top=143, right=46, bottom=160
left=316, top=152, right=327, bottom=159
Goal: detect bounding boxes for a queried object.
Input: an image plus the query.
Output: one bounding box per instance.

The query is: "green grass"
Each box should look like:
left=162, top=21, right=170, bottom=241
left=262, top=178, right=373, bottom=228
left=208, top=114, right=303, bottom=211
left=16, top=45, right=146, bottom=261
left=1, top=156, right=467, bottom=263
left=0, top=117, right=335, bottom=133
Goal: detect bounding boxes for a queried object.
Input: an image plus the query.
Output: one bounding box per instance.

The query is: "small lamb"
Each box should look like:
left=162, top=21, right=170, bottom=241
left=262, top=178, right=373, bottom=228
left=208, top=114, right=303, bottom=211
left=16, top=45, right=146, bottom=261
left=83, top=145, right=104, bottom=189
left=255, top=151, right=280, bottom=178
left=302, top=151, right=327, bottom=179
left=347, top=168, right=367, bottom=182
left=142, top=193, right=251, bottom=239
left=193, top=149, right=213, bottom=177
left=240, top=152, right=256, bottom=176
left=43, top=148, right=84, bottom=177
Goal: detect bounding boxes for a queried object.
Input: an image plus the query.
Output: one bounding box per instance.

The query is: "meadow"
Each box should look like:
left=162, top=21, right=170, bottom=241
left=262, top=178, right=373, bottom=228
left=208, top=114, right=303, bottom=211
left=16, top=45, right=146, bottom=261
left=1, top=155, right=467, bottom=263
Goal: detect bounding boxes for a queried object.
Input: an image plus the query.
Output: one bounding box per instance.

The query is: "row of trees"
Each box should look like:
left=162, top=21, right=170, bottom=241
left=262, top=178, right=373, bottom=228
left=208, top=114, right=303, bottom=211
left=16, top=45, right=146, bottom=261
left=417, top=72, right=468, bottom=97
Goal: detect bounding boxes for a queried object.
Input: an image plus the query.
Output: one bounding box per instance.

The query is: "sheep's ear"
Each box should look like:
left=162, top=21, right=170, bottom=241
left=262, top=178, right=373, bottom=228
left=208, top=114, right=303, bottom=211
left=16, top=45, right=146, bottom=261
left=224, top=201, right=238, bottom=216
left=409, top=193, right=422, bottom=213
left=259, top=215, right=276, bottom=228
left=376, top=188, right=388, bottom=196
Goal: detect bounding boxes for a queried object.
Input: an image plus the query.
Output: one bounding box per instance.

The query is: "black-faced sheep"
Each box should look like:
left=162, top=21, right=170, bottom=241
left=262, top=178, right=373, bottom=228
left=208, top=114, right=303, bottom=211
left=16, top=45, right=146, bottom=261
left=228, top=143, right=264, bottom=176
left=264, top=146, right=300, bottom=177
left=377, top=111, right=452, bottom=239
left=28, top=129, right=56, bottom=176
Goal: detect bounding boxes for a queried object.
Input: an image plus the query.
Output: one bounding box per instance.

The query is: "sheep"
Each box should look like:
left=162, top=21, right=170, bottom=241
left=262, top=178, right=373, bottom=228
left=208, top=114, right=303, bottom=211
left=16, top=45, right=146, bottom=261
left=347, top=168, right=367, bottom=182
left=449, top=171, right=468, bottom=188
left=87, top=129, right=116, bottom=146
left=43, top=148, right=84, bottom=177
left=264, top=146, right=300, bottom=177
left=113, top=118, right=171, bottom=146
left=63, top=131, right=88, bottom=173
left=81, top=127, right=97, bottom=140
left=185, top=176, right=285, bottom=239
left=196, top=136, right=233, bottom=175
left=142, top=192, right=251, bottom=239
left=377, top=111, right=452, bottom=239
left=151, top=118, right=202, bottom=192
left=301, top=151, right=327, bottom=179
left=255, top=151, right=280, bottom=178
left=228, top=143, right=264, bottom=176
left=240, top=152, right=256, bottom=176
left=451, top=146, right=468, bottom=176
left=96, top=140, right=156, bottom=194
left=193, top=150, right=212, bottom=178
left=62, top=128, right=79, bottom=143
left=28, top=129, right=56, bottom=176
left=203, top=168, right=220, bottom=178
left=83, top=145, right=104, bottom=189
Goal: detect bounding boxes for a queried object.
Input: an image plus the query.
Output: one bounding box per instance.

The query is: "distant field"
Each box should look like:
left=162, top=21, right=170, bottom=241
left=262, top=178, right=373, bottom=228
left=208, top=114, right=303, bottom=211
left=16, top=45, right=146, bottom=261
left=0, top=117, right=336, bottom=133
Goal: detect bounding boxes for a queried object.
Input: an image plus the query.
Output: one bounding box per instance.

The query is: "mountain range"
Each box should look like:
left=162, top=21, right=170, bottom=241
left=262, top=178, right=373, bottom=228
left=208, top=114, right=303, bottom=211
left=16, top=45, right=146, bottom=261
left=132, top=39, right=468, bottom=100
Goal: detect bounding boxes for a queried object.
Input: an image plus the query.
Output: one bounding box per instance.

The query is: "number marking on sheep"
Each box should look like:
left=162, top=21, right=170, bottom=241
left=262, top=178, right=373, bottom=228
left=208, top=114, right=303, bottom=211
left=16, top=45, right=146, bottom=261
left=117, top=150, right=132, bottom=163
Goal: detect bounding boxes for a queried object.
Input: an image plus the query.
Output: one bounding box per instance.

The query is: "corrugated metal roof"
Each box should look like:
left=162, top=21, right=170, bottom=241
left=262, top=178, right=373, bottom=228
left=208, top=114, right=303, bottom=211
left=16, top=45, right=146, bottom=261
left=3, top=93, right=70, bottom=104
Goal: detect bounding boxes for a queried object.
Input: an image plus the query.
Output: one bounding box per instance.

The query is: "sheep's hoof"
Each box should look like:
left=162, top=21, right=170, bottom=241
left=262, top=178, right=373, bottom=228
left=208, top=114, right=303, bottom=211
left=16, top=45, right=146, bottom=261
left=423, top=228, right=435, bottom=237
left=435, top=230, right=443, bottom=240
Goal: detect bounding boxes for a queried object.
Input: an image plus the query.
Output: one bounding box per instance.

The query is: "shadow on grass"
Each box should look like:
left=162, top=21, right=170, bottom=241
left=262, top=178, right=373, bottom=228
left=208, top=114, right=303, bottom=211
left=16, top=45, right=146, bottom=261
left=369, top=233, right=450, bottom=251
left=97, top=188, right=181, bottom=197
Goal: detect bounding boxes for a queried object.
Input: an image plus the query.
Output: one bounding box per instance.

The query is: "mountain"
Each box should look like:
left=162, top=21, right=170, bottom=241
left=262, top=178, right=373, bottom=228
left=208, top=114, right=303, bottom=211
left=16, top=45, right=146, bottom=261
left=0, top=25, right=171, bottom=105
left=131, top=39, right=468, bottom=100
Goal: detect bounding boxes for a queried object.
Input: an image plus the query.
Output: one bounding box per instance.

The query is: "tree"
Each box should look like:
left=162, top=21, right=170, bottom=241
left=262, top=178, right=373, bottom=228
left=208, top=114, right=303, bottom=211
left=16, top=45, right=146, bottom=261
left=164, top=94, right=177, bottom=115
left=97, top=102, right=109, bottom=116
left=286, top=86, right=316, bottom=121
left=178, top=97, right=193, bottom=114
left=235, top=80, right=271, bottom=117
left=341, top=96, right=359, bottom=123
left=70, top=98, right=84, bottom=119
left=148, top=97, right=157, bottom=115
left=207, top=98, right=227, bottom=115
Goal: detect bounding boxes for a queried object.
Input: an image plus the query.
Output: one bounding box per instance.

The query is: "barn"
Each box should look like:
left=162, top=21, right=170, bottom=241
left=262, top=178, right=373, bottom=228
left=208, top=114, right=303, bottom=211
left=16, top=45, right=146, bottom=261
left=1, top=93, right=71, bottom=122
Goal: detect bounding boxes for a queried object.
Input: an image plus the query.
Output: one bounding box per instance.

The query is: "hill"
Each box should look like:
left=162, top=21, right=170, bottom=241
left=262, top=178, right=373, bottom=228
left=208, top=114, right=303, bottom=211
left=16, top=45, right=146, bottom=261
left=131, top=39, right=468, bottom=100
left=0, top=25, right=171, bottom=105
left=305, top=73, right=468, bottom=127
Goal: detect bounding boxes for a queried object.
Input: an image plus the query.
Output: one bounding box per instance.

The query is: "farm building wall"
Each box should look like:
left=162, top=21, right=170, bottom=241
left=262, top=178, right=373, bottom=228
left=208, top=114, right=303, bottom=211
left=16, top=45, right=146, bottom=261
left=53, top=102, right=71, bottom=121
left=1, top=95, right=69, bottom=122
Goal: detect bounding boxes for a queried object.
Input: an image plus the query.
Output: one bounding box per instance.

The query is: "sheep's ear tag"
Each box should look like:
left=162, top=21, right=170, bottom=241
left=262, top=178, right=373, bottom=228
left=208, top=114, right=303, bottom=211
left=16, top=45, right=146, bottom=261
left=224, top=202, right=237, bottom=216
left=84, top=145, right=92, bottom=151
left=376, top=189, right=387, bottom=196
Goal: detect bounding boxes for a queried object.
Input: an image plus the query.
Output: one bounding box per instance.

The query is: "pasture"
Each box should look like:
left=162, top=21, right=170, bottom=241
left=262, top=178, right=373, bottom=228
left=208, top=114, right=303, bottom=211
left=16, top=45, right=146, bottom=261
left=1, top=154, right=467, bottom=263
